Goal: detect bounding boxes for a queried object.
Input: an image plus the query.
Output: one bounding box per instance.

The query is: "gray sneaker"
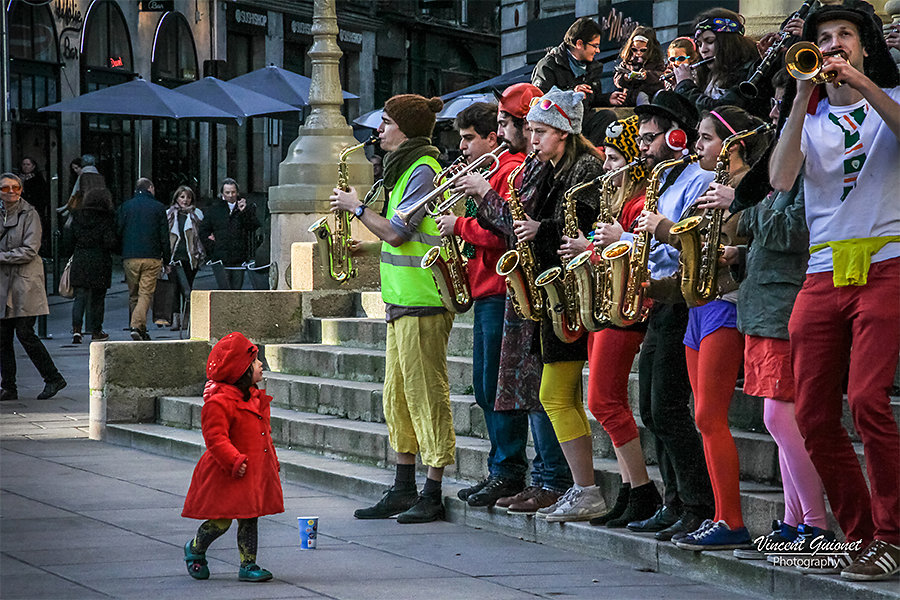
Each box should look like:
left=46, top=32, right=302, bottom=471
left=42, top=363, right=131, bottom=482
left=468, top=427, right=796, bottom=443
left=535, top=487, right=577, bottom=519
left=544, top=486, right=608, bottom=523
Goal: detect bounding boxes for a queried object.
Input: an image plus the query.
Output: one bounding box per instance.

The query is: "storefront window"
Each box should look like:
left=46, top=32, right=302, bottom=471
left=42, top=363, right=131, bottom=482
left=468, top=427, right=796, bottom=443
left=152, top=11, right=201, bottom=204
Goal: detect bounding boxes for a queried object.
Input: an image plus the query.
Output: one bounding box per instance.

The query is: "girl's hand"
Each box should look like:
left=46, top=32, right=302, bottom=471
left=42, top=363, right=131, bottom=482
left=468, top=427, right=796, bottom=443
left=513, top=216, right=540, bottom=243
left=635, top=210, right=664, bottom=235
left=237, top=461, right=247, bottom=478
left=594, top=219, right=624, bottom=247
left=609, top=91, right=627, bottom=106
left=558, top=232, right=589, bottom=261
left=673, top=63, right=693, bottom=84
left=694, top=182, right=735, bottom=211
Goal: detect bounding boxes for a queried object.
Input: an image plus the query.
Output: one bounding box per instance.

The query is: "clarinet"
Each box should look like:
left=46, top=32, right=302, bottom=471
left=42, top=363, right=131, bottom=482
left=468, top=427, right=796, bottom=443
left=740, top=0, right=816, bottom=98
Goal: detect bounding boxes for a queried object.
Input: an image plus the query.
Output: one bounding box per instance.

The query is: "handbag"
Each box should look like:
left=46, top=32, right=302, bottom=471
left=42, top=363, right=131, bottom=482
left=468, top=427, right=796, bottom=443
left=58, top=257, right=75, bottom=298
left=152, top=275, right=177, bottom=326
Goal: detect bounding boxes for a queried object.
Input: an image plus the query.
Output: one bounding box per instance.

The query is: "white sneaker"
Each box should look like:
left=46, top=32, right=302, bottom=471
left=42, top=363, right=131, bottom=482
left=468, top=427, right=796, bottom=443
left=544, top=486, right=607, bottom=523
left=535, top=487, right=577, bottom=519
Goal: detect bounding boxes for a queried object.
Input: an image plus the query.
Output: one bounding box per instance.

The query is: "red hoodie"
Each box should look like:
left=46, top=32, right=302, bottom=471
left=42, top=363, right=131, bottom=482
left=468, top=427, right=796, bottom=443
left=454, top=150, right=526, bottom=299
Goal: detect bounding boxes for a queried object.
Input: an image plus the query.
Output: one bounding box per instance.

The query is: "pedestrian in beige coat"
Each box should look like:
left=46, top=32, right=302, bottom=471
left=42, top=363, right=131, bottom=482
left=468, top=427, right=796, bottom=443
left=0, top=172, right=66, bottom=401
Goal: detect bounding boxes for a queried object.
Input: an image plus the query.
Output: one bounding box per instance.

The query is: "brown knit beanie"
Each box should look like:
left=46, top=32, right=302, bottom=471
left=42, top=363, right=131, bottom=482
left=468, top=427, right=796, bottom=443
left=383, top=94, right=444, bottom=139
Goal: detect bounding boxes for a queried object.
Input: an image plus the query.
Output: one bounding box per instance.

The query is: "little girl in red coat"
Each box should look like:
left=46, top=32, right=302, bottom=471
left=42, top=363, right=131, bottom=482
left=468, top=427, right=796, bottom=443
left=182, top=332, right=284, bottom=582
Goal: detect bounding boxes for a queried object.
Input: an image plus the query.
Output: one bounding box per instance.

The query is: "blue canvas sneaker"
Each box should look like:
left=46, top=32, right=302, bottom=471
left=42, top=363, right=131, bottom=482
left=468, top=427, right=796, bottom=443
left=735, top=520, right=799, bottom=560
left=675, top=520, right=752, bottom=551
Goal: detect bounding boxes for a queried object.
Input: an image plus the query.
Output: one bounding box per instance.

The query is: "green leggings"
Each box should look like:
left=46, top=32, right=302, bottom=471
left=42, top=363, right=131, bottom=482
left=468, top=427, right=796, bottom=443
left=192, top=518, right=258, bottom=566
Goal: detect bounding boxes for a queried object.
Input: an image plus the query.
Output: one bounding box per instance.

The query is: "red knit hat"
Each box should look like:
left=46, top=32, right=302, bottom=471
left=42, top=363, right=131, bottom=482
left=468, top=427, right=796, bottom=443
left=206, top=332, right=258, bottom=384
left=498, top=83, right=543, bottom=119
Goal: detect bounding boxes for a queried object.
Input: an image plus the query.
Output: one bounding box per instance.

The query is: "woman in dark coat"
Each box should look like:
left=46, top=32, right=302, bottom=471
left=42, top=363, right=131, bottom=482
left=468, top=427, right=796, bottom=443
left=69, top=188, right=117, bottom=343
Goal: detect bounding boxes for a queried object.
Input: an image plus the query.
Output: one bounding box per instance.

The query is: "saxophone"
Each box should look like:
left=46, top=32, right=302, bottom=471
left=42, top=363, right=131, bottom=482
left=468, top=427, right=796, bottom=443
left=535, top=176, right=585, bottom=343
left=496, top=153, right=543, bottom=322
left=308, top=135, right=377, bottom=282
left=604, top=153, right=699, bottom=325
left=671, top=123, right=773, bottom=306
left=421, top=201, right=472, bottom=314
left=567, top=159, right=643, bottom=331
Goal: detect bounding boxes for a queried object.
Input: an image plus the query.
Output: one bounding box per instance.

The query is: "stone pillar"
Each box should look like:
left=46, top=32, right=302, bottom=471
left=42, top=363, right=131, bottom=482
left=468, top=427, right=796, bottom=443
left=267, top=0, right=375, bottom=289
left=885, top=0, right=900, bottom=65
left=741, top=0, right=890, bottom=38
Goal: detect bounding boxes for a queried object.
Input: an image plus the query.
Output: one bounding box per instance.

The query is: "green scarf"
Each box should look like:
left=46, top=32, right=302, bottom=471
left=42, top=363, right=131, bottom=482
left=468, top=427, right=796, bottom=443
left=382, top=137, right=441, bottom=192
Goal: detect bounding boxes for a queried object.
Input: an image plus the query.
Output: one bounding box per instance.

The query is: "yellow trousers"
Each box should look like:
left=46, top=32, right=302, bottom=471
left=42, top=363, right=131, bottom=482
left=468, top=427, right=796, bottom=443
left=383, top=312, right=456, bottom=468
left=539, top=360, right=590, bottom=443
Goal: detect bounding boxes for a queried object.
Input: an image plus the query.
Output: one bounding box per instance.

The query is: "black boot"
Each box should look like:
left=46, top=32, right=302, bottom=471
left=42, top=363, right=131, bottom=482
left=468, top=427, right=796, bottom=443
left=397, top=490, right=445, bottom=524
left=606, top=482, right=662, bottom=528
left=354, top=485, right=418, bottom=519
left=589, top=483, right=630, bottom=526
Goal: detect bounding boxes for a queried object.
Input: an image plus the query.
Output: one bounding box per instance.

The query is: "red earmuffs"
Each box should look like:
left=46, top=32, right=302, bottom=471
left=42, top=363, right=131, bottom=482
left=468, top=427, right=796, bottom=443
left=665, top=128, right=688, bottom=152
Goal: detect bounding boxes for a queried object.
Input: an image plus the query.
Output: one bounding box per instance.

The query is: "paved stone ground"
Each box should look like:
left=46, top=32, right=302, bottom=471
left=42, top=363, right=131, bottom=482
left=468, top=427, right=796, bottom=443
left=0, top=269, right=754, bottom=599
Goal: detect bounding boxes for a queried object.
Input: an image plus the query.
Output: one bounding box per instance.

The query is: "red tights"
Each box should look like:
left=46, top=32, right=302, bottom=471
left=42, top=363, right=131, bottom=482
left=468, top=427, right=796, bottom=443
left=686, top=327, right=745, bottom=529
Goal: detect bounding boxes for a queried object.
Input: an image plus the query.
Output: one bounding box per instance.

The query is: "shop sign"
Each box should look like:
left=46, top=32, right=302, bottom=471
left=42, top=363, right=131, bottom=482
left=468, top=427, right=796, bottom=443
left=140, top=0, right=175, bottom=11
left=231, top=6, right=268, bottom=29
left=339, top=30, right=363, bottom=46
left=55, top=0, right=84, bottom=62
left=109, top=56, right=125, bottom=68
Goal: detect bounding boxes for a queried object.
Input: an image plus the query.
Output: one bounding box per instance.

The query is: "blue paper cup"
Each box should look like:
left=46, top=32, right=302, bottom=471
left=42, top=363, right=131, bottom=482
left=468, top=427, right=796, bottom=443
left=298, top=516, right=318, bottom=549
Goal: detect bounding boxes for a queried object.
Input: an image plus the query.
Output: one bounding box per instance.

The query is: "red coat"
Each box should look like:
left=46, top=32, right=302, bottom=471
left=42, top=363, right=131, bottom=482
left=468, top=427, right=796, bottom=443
left=182, top=383, right=284, bottom=519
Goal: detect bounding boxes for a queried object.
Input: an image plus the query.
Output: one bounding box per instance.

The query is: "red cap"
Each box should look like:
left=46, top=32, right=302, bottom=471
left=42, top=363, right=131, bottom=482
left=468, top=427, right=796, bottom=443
left=499, top=83, right=543, bottom=119
left=206, top=332, right=258, bottom=384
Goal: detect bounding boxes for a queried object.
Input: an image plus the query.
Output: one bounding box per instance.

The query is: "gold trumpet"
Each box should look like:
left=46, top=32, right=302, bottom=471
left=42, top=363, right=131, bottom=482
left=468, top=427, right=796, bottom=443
left=395, top=143, right=509, bottom=226
left=785, top=42, right=845, bottom=86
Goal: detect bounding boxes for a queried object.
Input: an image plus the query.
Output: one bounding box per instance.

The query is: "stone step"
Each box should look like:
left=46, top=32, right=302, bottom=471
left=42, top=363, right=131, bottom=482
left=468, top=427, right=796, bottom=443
left=155, top=395, right=857, bottom=535
left=104, top=421, right=898, bottom=600
left=255, top=365, right=868, bottom=486
left=267, top=340, right=897, bottom=444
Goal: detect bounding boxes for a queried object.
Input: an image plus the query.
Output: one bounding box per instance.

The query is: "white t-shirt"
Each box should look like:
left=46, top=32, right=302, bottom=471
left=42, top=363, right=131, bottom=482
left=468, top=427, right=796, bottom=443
left=799, top=86, right=900, bottom=274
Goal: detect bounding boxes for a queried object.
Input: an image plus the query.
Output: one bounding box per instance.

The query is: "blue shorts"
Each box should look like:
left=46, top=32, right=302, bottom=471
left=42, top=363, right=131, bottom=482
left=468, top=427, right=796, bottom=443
left=683, top=300, right=738, bottom=351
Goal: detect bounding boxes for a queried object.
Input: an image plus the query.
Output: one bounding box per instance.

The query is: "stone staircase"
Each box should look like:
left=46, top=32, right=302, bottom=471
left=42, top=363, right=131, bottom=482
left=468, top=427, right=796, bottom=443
left=104, top=309, right=900, bottom=600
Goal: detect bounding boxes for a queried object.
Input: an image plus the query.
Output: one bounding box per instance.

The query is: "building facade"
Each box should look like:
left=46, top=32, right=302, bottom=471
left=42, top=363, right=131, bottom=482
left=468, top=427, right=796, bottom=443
left=7, top=0, right=500, bottom=249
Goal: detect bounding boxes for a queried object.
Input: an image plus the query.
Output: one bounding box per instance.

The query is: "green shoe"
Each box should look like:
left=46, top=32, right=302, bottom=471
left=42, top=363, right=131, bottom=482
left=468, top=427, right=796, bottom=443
left=238, top=563, right=273, bottom=582
left=184, top=540, right=209, bottom=580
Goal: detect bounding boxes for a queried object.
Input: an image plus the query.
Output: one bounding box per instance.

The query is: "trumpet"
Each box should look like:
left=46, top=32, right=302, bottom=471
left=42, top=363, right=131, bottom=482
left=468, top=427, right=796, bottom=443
left=660, top=57, right=714, bottom=83
left=395, top=143, right=509, bottom=226
left=740, top=0, right=815, bottom=97
left=785, top=42, right=845, bottom=86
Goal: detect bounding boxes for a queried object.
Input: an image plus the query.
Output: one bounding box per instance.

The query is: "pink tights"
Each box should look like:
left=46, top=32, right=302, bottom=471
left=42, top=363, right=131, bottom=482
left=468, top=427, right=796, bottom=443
left=763, top=397, right=827, bottom=529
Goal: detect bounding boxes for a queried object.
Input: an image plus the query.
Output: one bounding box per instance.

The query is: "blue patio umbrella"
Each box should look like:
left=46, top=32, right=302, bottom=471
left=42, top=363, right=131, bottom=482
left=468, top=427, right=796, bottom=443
left=175, top=77, right=302, bottom=121
left=228, top=64, right=358, bottom=108
left=38, top=78, right=238, bottom=121
left=38, top=77, right=238, bottom=170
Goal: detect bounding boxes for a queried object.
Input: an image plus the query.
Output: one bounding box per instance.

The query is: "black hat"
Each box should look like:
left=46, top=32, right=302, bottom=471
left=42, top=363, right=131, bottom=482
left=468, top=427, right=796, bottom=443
left=802, top=1, right=899, bottom=89
left=634, top=90, right=700, bottom=131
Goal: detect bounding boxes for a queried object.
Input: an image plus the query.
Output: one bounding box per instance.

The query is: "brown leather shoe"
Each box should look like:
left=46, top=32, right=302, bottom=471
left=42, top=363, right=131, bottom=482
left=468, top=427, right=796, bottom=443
left=496, top=485, right=541, bottom=509
left=507, top=488, right=561, bottom=514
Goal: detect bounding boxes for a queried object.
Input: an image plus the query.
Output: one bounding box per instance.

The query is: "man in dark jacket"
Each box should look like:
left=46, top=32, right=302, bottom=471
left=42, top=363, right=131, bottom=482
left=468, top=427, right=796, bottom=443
left=200, top=178, right=259, bottom=290
left=531, top=17, right=607, bottom=106
left=117, top=178, right=167, bottom=340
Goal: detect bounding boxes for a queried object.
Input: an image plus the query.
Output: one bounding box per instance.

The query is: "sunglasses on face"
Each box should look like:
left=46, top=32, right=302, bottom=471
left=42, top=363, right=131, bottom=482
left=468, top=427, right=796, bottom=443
left=668, top=55, right=690, bottom=64
left=0, top=185, right=22, bottom=193
left=529, top=97, right=574, bottom=128
left=632, top=47, right=647, bottom=53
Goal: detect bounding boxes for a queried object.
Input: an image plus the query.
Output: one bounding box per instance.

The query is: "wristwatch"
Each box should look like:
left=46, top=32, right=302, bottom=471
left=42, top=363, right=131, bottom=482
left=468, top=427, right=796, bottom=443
left=354, top=204, right=367, bottom=218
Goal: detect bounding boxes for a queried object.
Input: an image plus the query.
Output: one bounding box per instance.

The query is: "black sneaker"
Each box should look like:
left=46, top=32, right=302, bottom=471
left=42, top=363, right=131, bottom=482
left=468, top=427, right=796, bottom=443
left=658, top=512, right=708, bottom=542
left=354, top=486, right=418, bottom=520
left=457, top=478, right=489, bottom=502
left=467, top=477, right=525, bottom=508
left=590, top=483, right=630, bottom=526
left=37, top=377, right=67, bottom=400
left=0, top=388, right=18, bottom=402
left=72, top=332, right=82, bottom=344
left=397, top=491, right=445, bottom=524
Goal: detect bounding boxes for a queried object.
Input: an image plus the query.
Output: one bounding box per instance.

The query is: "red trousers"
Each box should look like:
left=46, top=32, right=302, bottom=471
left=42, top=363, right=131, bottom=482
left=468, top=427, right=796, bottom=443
left=789, top=257, right=900, bottom=545
left=587, top=328, right=644, bottom=447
